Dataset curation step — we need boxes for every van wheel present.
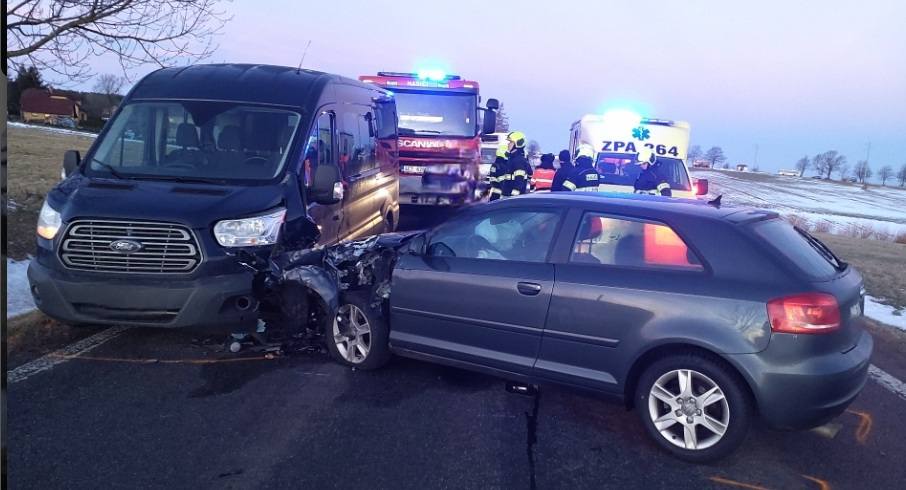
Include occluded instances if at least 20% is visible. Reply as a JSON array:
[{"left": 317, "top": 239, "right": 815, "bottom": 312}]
[
  {"left": 326, "top": 291, "right": 391, "bottom": 370},
  {"left": 635, "top": 353, "right": 752, "bottom": 463},
  {"left": 382, "top": 212, "right": 395, "bottom": 233}
]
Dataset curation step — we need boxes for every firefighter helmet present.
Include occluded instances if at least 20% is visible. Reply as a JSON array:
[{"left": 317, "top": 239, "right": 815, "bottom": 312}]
[
  {"left": 576, "top": 144, "right": 595, "bottom": 160},
  {"left": 496, "top": 143, "right": 508, "bottom": 159},
  {"left": 507, "top": 131, "right": 527, "bottom": 149},
  {"left": 637, "top": 147, "right": 656, "bottom": 165}
]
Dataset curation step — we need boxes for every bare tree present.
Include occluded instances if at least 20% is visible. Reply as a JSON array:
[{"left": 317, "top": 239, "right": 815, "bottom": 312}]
[
  {"left": 898, "top": 163, "right": 906, "bottom": 187},
  {"left": 94, "top": 73, "right": 125, "bottom": 106},
  {"left": 6, "top": 1, "right": 230, "bottom": 81},
  {"left": 526, "top": 140, "right": 541, "bottom": 157},
  {"left": 795, "top": 155, "right": 810, "bottom": 177},
  {"left": 878, "top": 165, "right": 893, "bottom": 186},
  {"left": 494, "top": 103, "right": 510, "bottom": 133},
  {"left": 687, "top": 145, "right": 702, "bottom": 164},
  {"left": 704, "top": 146, "right": 726, "bottom": 168},
  {"left": 837, "top": 162, "right": 850, "bottom": 180},
  {"left": 813, "top": 150, "right": 844, "bottom": 179},
  {"left": 853, "top": 160, "right": 872, "bottom": 184}
]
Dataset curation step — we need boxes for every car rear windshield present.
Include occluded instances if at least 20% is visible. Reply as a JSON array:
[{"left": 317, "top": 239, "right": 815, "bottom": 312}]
[{"left": 750, "top": 219, "right": 844, "bottom": 279}]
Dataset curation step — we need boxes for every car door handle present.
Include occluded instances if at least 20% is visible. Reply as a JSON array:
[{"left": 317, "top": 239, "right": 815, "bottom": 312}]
[{"left": 517, "top": 282, "right": 543, "bottom": 296}]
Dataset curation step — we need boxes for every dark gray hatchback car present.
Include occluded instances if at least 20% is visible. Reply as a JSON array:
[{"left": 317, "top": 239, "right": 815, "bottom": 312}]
[{"left": 327, "top": 192, "right": 873, "bottom": 462}]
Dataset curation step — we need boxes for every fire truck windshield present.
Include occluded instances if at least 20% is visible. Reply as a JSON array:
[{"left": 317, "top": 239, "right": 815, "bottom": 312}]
[{"left": 394, "top": 91, "right": 477, "bottom": 137}]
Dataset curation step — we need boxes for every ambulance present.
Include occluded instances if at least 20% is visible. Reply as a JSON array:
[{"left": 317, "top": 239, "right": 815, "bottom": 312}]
[{"left": 568, "top": 112, "right": 709, "bottom": 198}]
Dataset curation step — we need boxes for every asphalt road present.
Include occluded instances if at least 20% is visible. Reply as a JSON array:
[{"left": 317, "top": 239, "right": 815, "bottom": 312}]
[{"left": 7, "top": 207, "right": 906, "bottom": 489}]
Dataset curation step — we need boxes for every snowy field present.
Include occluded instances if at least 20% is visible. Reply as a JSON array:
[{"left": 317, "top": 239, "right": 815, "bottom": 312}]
[
  {"left": 6, "top": 259, "right": 36, "bottom": 319},
  {"left": 8, "top": 121, "right": 98, "bottom": 139},
  {"left": 694, "top": 169, "right": 906, "bottom": 238}
]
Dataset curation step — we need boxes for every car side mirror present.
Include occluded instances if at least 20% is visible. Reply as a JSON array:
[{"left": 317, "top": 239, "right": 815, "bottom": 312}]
[
  {"left": 481, "top": 109, "right": 497, "bottom": 135},
  {"left": 63, "top": 150, "right": 81, "bottom": 178},
  {"left": 407, "top": 233, "right": 427, "bottom": 256},
  {"left": 695, "top": 178, "right": 709, "bottom": 196},
  {"left": 310, "top": 164, "right": 343, "bottom": 205},
  {"left": 486, "top": 98, "right": 500, "bottom": 111}
]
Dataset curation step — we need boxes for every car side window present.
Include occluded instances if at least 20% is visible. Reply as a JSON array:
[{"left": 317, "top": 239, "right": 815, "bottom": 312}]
[
  {"left": 571, "top": 213, "right": 703, "bottom": 271},
  {"left": 427, "top": 209, "right": 561, "bottom": 263}
]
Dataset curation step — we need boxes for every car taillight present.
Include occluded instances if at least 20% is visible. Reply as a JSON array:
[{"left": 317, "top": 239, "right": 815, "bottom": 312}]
[{"left": 767, "top": 293, "right": 841, "bottom": 334}]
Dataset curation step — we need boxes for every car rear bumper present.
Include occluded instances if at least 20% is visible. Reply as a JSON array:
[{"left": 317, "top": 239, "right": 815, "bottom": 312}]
[
  {"left": 729, "top": 328, "right": 873, "bottom": 430},
  {"left": 27, "top": 259, "right": 258, "bottom": 331}
]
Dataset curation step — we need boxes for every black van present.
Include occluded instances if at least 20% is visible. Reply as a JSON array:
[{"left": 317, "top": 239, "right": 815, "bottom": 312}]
[{"left": 27, "top": 64, "right": 399, "bottom": 331}]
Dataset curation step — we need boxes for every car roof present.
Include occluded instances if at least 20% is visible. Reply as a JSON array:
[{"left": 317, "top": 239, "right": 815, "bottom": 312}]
[
  {"left": 507, "top": 192, "right": 778, "bottom": 224},
  {"left": 128, "top": 63, "right": 381, "bottom": 109}
]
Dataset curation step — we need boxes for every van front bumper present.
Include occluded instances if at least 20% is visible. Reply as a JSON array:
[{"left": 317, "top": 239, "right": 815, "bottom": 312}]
[{"left": 27, "top": 259, "right": 258, "bottom": 331}]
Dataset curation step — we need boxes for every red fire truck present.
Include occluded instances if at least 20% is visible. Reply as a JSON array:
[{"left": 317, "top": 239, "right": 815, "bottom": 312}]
[{"left": 360, "top": 71, "right": 498, "bottom": 206}]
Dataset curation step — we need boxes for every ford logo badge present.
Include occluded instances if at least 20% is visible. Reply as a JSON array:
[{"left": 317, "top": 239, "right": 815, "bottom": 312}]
[{"left": 109, "top": 239, "right": 143, "bottom": 253}]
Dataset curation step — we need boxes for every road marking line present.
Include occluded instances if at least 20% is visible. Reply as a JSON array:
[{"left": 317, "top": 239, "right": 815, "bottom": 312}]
[
  {"left": 7, "top": 327, "right": 128, "bottom": 384},
  {"left": 708, "top": 476, "right": 769, "bottom": 490},
  {"left": 868, "top": 364, "right": 906, "bottom": 402}
]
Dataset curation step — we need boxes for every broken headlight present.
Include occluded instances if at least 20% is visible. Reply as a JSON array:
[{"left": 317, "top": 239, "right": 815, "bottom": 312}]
[{"left": 214, "top": 208, "right": 286, "bottom": 247}]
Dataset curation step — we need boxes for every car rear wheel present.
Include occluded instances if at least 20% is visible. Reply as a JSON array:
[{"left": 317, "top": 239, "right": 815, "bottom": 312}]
[
  {"left": 635, "top": 353, "right": 752, "bottom": 462},
  {"left": 326, "top": 291, "right": 391, "bottom": 370}
]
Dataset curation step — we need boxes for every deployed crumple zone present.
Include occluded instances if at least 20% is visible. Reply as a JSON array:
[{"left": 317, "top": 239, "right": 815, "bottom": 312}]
[{"left": 233, "top": 232, "right": 416, "bottom": 348}]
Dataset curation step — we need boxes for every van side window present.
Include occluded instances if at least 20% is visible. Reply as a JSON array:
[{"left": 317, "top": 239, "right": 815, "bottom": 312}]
[
  {"left": 339, "top": 109, "right": 376, "bottom": 179},
  {"left": 303, "top": 111, "right": 334, "bottom": 186},
  {"left": 374, "top": 99, "right": 397, "bottom": 139},
  {"left": 571, "top": 213, "right": 703, "bottom": 271}
]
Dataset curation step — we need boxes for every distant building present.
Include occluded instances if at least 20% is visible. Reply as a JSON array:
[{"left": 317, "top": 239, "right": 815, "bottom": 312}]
[
  {"left": 736, "top": 164, "right": 749, "bottom": 172},
  {"left": 777, "top": 169, "right": 800, "bottom": 177},
  {"left": 20, "top": 88, "right": 83, "bottom": 125}
]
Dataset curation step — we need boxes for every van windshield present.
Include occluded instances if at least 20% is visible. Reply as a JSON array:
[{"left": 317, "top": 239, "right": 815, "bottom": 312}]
[
  {"left": 595, "top": 154, "right": 691, "bottom": 191},
  {"left": 86, "top": 101, "right": 301, "bottom": 183}
]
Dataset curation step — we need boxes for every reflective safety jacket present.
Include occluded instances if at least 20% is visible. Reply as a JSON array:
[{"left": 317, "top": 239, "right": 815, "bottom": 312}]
[
  {"left": 532, "top": 168, "right": 556, "bottom": 191},
  {"left": 634, "top": 165, "right": 672, "bottom": 197},
  {"left": 563, "top": 158, "right": 600, "bottom": 191},
  {"left": 506, "top": 149, "right": 533, "bottom": 197},
  {"left": 488, "top": 156, "right": 508, "bottom": 201}
]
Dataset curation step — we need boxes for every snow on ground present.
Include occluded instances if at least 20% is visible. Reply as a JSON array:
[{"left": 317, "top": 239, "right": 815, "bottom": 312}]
[
  {"left": 8, "top": 121, "right": 98, "bottom": 139},
  {"left": 865, "top": 295, "right": 906, "bottom": 331},
  {"left": 7, "top": 258, "right": 36, "bottom": 319},
  {"left": 694, "top": 169, "right": 906, "bottom": 237}
]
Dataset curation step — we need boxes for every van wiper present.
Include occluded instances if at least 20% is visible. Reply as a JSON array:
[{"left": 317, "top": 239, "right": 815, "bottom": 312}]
[
  {"left": 129, "top": 175, "right": 228, "bottom": 185},
  {"left": 91, "top": 160, "right": 125, "bottom": 179}
]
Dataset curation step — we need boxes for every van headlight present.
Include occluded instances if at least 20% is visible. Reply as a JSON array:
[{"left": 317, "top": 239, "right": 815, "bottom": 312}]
[
  {"left": 37, "top": 200, "right": 62, "bottom": 240},
  {"left": 214, "top": 208, "right": 286, "bottom": 247}
]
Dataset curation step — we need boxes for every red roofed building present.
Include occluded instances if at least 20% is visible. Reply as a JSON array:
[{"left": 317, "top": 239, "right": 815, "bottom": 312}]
[{"left": 20, "top": 88, "right": 84, "bottom": 125}]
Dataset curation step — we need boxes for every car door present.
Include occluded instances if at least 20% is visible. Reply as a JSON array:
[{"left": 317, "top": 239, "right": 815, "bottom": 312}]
[
  {"left": 390, "top": 206, "right": 564, "bottom": 375},
  {"left": 538, "top": 209, "right": 706, "bottom": 391},
  {"left": 304, "top": 110, "right": 342, "bottom": 245}
]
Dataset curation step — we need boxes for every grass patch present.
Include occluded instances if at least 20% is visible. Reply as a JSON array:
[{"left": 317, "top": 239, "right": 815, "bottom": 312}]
[
  {"left": 6, "top": 126, "right": 94, "bottom": 259},
  {"left": 815, "top": 232, "right": 906, "bottom": 310}
]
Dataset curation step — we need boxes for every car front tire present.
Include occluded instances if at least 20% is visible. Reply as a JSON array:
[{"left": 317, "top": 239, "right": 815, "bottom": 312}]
[
  {"left": 635, "top": 352, "right": 752, "bottom": 463},
  {"left": 326, "top": 291, "right": 391, "bottom": 370}
]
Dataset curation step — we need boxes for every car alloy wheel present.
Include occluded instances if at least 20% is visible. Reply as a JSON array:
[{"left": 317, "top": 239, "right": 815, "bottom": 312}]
[
  {"left": 333, "top": 303, "right": 372, "bottom": 364},
  {"left": 647, "top": 368, "right": 730, "bottom": 451}
]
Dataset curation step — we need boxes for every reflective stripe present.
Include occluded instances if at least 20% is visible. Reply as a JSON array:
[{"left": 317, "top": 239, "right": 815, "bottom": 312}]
[
  {"left": 490, "top": 188, "right": 503, "bottom": 195},
  {"left": 488, "top": 176, "right": 499, "bottom": 183},
  {"left": 657, "top": 182, "right": 671, "bottom": 192},
  {"left": 511, "top": 190, "right": 521, "bottom": 196},
  {"left": 513, "top": 169, "right": 527, "bottom": 178},
  {"left": 534, "top": 178, "right": 553, "bottom": 184},
  {"left": 563, "top": 181, "right": 577, "bottom": 191}
]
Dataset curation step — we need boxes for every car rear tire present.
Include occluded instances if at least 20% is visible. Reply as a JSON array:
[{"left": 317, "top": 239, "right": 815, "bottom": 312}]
[
  {"left": 635, "top": 353, "right": 752, "bottom": 463},
  {"left": 326, "top": 291, "right": 391, "bottom": 370}
]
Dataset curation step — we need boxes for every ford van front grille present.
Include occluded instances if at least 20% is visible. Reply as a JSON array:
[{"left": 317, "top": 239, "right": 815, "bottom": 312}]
[{"left": 60, "top": 220, "right": 201, "bottom": 274}]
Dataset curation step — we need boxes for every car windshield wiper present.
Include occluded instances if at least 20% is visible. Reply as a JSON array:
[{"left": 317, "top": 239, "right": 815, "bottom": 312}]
[
  {"left": 91, "top": 160, "right": 125, "bottom": 179},
  {"left": 796, "top": 227, "right": 844, "bottom": 269}
]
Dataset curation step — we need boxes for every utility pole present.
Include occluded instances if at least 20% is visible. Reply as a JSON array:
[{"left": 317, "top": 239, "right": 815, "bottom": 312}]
[
  {"left": 753, "top": 144, "right": 759, "bottom": 170},
  {"left": 865, "top": 141, "right": 871, "bottom": 163}
]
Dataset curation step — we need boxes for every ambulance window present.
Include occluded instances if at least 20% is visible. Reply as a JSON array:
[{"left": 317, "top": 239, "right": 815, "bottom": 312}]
[{"left": 571, "top": 213, "right": 703, "bottom": 271}]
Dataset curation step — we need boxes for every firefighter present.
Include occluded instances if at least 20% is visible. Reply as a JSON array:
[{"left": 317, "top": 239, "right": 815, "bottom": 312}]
[
  {"left": 563, "top": 144, "right": 600, "bottom": 191},
  {"left": 633, "top": 147, "right": 672, "bottom": 197},
  {"left": 551, "top": 149, "right": 574, "bottom": 192},
  {"left": 532, "top": 153, "right": 556, "bottom": 191},
  {"left": 505, "top": 131, "right": 533, "bottom": 196},
  {"left": 488, "top": 143, "right": 509, "bottom": 201}
]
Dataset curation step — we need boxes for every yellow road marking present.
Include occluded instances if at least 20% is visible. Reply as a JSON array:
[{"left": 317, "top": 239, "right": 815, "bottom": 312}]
[
  {"left": 846, "top": 409, "right": 873, "bottom": 445},
  {"left": 48, "top": 353, "right": 273, "bottom": 365},
  {"left": 708, "top": 476, "right": 770, "bottom": 490}
]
